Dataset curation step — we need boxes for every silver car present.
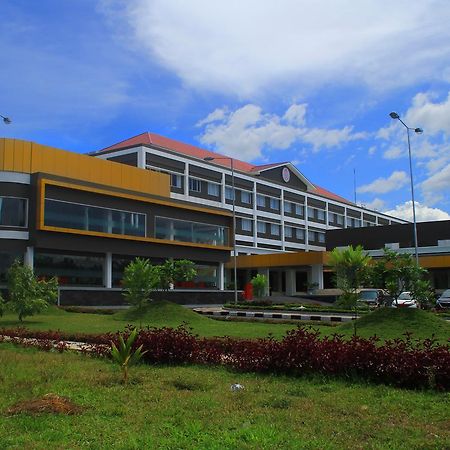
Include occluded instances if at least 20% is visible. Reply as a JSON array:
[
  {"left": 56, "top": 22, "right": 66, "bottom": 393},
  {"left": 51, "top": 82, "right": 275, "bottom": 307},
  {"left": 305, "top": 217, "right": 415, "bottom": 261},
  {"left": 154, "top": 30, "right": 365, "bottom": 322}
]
[{"left": 436, "top": 289, "right": 450, "bottom": 309}]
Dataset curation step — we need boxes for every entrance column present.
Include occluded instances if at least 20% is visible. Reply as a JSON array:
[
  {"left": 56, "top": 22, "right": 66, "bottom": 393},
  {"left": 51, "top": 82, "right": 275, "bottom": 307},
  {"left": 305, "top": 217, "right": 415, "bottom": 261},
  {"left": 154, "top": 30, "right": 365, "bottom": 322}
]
[
  {"left": 104, "top": 252, "right": 112, "bottom": 289},
  {"left": 24, "top": 246, "right": 34, "bottom": 270},
  {"left": 310, "top": 264, "right": 324, "bottom": 289},
  {"left": 285, "top": 269, "right": 296, "bottom": 296},
  {"left": 218, "top": 262, "right": 225, "bottom": 290}
]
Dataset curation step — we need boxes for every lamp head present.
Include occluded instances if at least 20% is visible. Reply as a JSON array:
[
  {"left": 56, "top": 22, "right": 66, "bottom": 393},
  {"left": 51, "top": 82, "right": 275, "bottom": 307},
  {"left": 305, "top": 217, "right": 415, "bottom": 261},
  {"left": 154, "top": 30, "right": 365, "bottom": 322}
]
[
  {"left": 204, "top": 156, "right": 215, "bottom": 161},
  {"left": 414, "top": 127, "right": 423, "bottom": 134},
  {"left": 389, "top": 112, "right": 400, "bottom": 120}
]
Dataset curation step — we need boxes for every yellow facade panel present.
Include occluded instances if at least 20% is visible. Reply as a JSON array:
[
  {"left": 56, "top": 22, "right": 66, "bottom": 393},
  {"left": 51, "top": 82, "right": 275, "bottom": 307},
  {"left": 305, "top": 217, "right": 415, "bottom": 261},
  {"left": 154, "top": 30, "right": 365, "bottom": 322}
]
[{"left": 0, "top": 138, "right": 170, "bottom": 198}]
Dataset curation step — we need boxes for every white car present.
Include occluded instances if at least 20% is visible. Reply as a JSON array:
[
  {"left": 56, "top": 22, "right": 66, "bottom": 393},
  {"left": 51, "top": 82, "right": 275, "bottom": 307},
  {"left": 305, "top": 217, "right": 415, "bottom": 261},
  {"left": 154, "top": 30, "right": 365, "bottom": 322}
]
[{"left": 392, "top": 291, "right": 419, "bottom": 309}]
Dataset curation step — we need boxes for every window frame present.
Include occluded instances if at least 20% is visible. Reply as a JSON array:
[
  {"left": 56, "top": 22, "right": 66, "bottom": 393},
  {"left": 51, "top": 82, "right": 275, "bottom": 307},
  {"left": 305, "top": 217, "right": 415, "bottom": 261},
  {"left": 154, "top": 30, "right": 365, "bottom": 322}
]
[{"left": 0, "top": 196, "right": 28, "bottom": 228}]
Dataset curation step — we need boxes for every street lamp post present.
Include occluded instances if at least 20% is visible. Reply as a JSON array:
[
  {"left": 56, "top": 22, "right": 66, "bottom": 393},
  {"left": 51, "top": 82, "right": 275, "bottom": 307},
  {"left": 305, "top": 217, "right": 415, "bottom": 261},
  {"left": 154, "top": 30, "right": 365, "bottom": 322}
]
[
  {"left": 389, "top": 112, "right": 423, "bottom": 266},
  {"left": 204, "top": 156, "right": 238, "bottom": 304},
  {"left": 1, "top": 114, "right": 12, "bottom": 125}
]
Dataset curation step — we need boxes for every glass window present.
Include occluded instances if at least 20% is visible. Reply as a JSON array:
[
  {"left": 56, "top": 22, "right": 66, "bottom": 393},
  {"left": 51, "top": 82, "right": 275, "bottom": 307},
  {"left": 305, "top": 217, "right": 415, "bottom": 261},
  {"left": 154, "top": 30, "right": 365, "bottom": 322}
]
[
  {"left": 0, "top": 197, "right": 27, "bottom": 227},
  {"left": 241, "top": 218, "right": 252, "bottom": 231},
  {"left": 307, "top": 207, "right": 315, "bottom": 219},
  {"left": 337, "top": 214, "right": 344, "bottom": 225},
  {"left": 257, "top": 221, "right": 266, "bottom": 233},
  {"left": 296, "top": 228, "right": 305, "bottom": 240},
  {"left": 207, "top": 182, "right": 220, "bottom": 197},
  {"left": 284, "top": 226, "right": 292, "bottom": 238},
  {"left": 155, "top": 217, "right": 228, "bottom": 246},
  {"left": 44, "top": 199, "right": 146, "bottom": 237},
  {"left": 270, "top": 197, "right": 280, "bottom": 210},
  {"left": 256, "top": 194, "right": 265, "bottom": 207},
  {"left": 308, "top": 230, "right": 315, "bottom": 242},
  {"left": 318, "top": 232, "right": 325, "bottom": 243},
  {"left": 295, "top": 203, "right": 304, "bottom": 216},
  {"left": 317, "top": 209, "right": 325, "bottom": 221},
  {"left": 241, "top": 191, "right": 251, "bottom": 204},
  {"left": 284, "top": 201, "right": 292, "bottom": 213},
  {"left": 0, "top": 251, "right": 21, "bottom": 283},
  {"left": 270, "top": 223, "right": 280, "bottom": 236},
  {"left": 189, "top": 178, "right": 202, "bottom": 192},
  {"left": 171, "top": 174, "right": 182, "bottom": 188},
  {"left": 175, "top": 265, "right": 218, "bottom": 289},
  {"left": 34, "top": 252, "right": 104, "bottom": 286},
  {"left": 225, "top": 186, "right": 235, "bottom": 200}
]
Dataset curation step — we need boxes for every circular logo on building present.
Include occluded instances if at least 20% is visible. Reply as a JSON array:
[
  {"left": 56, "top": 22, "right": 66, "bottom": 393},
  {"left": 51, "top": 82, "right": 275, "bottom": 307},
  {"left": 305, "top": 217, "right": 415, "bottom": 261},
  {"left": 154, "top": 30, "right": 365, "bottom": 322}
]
[{"left": 282, "top": 167, "right": 290, "bottom": 183}]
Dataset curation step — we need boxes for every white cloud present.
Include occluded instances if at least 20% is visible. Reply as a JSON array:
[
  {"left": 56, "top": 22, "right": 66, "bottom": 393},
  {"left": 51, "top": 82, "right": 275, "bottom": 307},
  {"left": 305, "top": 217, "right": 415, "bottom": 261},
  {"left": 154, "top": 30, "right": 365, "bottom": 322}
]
[
  {"left": 197, "top": 103, "right": 366, "bottom": 160},
  {"left": 195, "top": 108, "right": 229, "bottom": 127},
  {"left": 405, "top": 92, "right": 450, "bottom": 136},
  {"left": 283, "top": 104, "right": 307, "bottom": 126},
  {"left": 363, "top": 198, "right": 385, "bottom": 211},
  {"left": 368, "top": 146, "right": 376, "bottom": 156},
  {"left": 383, "top": 145, "right": 404, "bottom": 160},
  {"left": 115, "top": 0, "right": 450, "bottom": 96},
  {"left": 357, "top": 171, "right": 408, "bottom": 194},
  {"left": 420, "top": 163, "right": 450, "bottom": 204},
  {"left": 384, "top": 201, "right": 450, "bottom": 222},
  {"left": 302, "top": 127, "right": 367, "bottom": 151}
]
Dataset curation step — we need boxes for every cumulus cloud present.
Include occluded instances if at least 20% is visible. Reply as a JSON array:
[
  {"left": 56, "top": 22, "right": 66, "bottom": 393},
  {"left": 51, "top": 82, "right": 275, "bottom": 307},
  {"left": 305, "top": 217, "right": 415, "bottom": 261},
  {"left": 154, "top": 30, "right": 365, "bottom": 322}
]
[
  {"left": 111, "top": 0, "right": 450, "bottom": 97},
  {"left": 197, "top": 103, "right": 366, "bottom": 160},
  {"left": 357, "top": 171, "right": 409, "bottom": 194},
  {"left": 363, "top": 198, "right": 386, "bottom": 211},
  {"left": 384, "top": 201, "right": 450, "bottom": 222},
  {"left": 405, "top": 92, "right": 450, "bottom": 136},
  {"left": 420, "top": 163, "right": 450, "bottom": 204}
]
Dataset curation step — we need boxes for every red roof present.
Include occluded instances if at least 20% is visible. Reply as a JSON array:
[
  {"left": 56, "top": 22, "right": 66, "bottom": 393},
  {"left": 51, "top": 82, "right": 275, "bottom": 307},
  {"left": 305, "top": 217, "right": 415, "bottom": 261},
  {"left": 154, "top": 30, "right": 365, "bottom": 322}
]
[{"left": 95, "top": 132, "right": 352, "bottom": 204}]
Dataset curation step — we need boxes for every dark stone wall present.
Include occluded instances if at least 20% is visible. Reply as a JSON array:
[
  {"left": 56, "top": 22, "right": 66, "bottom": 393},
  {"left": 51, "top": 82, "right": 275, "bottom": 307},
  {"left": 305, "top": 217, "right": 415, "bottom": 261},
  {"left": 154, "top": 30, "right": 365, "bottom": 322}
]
[{"left": 59, "top": 289, "right": 243, "bottom": 306}]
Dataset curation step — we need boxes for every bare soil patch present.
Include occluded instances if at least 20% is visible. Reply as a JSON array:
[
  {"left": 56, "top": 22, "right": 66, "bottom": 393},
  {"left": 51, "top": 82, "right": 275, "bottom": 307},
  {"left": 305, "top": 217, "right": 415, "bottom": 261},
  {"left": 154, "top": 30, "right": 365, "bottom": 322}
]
[{"left": 6, "top": 393, "right": 84, "bottom": 415}]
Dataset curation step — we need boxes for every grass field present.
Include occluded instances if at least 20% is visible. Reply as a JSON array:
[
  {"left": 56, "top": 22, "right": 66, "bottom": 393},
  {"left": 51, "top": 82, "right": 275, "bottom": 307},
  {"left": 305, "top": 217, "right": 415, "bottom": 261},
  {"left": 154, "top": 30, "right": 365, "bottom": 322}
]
[
  {"left": 0, "top": 344, "right": 448, "bottom": 450},
  {"left": 1, "top": 301, "right": 449, "bottom": 343},
  {"left": 0, "top": 302, "right": 297, "bottom": 339}
]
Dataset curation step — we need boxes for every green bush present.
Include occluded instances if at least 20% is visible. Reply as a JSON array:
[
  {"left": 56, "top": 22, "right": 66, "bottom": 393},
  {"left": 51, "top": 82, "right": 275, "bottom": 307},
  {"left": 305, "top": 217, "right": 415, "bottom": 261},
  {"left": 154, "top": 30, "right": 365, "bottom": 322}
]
[{"left": 251, "top": 274, "right": 268, "bottom": 298}]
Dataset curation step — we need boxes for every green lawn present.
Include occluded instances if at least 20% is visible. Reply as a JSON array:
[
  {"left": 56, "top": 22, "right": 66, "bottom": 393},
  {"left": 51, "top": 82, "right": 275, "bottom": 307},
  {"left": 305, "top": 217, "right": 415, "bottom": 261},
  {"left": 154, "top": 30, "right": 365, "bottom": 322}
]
[
  {"left": 0, "top": 302, "right": 298, "bottom": 339},
  {"left": 1, "top": 301, "right": 449, "bottom": 343},
  {"left": 0, "top": 344, "right": 448, "bottom": 450}
]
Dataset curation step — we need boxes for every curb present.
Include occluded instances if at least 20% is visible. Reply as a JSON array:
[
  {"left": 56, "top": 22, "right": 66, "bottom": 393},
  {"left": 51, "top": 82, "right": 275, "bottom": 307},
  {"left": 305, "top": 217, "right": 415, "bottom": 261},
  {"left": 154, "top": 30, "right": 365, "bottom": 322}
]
[{"left": 193, "top": 309, "right": 355, "bottom": 322}]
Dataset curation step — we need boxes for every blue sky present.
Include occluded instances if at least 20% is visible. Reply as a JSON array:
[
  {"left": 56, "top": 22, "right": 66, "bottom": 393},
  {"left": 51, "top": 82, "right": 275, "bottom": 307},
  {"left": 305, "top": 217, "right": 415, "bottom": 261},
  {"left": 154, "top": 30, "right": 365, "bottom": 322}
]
[{"left": 2, "top": 0, "right": 450, "bottom": 221}]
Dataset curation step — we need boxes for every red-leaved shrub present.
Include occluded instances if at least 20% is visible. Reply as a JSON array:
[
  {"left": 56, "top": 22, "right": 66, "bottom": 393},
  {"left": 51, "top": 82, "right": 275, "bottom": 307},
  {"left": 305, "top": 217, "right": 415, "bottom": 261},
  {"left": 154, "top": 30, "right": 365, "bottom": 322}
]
[{"left": 1, "top": 325, "right": 448, "bottom": 390}]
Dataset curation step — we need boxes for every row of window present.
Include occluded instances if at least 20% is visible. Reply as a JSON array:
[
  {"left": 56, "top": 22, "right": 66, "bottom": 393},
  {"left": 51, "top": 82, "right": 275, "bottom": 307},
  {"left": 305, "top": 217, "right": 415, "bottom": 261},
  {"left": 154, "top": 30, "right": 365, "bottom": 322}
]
[
  {"left": 44, "top": 198, "right": 228, "bottom": 246},
  {"left": 155, "top": 217, "right": 228, "bottom": 246},
  {"left": 184, "top": 178, "right": 380, "bottom": 228},
  {"left": 44, "top": 199, "right": 146, "bottom": 237},
  {"left": 239, "top": 217, "right": 328, "bottom": 244}
]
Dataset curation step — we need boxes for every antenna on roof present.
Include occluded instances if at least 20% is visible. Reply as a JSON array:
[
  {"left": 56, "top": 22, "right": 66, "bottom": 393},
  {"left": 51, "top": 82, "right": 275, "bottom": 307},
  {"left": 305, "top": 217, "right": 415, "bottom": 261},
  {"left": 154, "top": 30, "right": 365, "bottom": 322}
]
[{"left": 353, "top": 168, "right": 357, "bottom": 204}]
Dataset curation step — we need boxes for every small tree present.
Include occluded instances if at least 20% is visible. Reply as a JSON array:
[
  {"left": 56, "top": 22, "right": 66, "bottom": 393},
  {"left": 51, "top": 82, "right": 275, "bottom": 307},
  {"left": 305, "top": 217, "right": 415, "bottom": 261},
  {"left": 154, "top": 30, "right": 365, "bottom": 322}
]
[
  {"left": 370, "top": 248, "right": 433, "bottom": 307},
  {"left": 122, "top": 258, "right": 160, "bottom": 312},
  {"left": 6, "top": 260, "right": 58, "bottom": 321},
  {"left": 157, "top": 259, "right": 197, "bottom": 290},
  {"left": 251, "top": 274, "right": 268, "bottom": 298},
  {"left": 328, "top": 245, "right": 371, "bottom": 335}
]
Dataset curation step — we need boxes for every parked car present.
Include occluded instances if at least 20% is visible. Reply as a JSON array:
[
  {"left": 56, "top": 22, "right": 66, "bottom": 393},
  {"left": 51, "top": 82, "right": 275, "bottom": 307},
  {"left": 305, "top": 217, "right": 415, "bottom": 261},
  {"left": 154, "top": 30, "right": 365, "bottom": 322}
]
[
  {"left": 436, "top": 289, "right": 450, "bottom": 309},
  {"left": 392, "top": 291, "right": 419, "bottom": 308},
  {"left": 357, "top": 289, "right": 386, "bottom": 306}
]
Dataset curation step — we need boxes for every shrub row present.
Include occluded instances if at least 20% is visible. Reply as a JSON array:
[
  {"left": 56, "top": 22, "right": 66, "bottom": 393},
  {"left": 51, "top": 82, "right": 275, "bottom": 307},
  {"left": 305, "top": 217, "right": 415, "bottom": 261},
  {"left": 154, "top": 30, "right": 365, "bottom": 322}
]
[{"left": 1, "top": 326, "right": 448, "bottom": 390}]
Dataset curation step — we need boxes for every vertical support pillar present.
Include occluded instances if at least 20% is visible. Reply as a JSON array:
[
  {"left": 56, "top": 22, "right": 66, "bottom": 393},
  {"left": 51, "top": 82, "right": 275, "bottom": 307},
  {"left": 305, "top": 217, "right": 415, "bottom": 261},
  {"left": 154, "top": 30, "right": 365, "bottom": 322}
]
[
  {"left": 310, "top": 264, "right": 324, "bottom": 289},
  {"left": 218, "top": 262, "right": 225, "bottom": 291},
  {"left": 258, "top": 268, "right": 270, "bottom": 296},
  {"left": 285, "top": 269, "right": 296, "bottom": 296},
  {"left": 24, "top": 246, "right": 34, "bottom": 270},
  {"left": 137, "top": 147, "right": 146, "bottom": 169},
  {"left": 104, "top": 252, "right": 112, "bottom": 289}
]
